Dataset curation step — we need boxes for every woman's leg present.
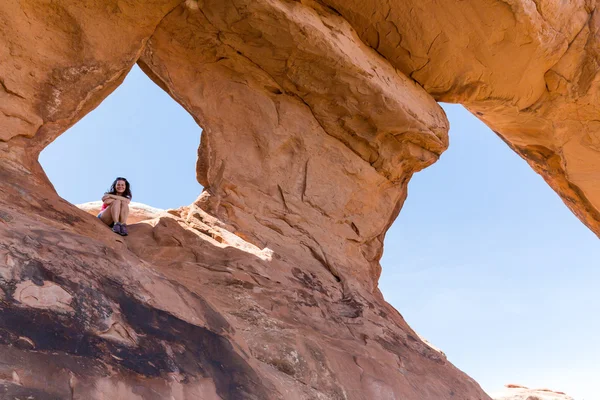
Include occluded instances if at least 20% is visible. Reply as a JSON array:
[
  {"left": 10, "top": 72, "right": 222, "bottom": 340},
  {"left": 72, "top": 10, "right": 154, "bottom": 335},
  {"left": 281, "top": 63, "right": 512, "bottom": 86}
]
[
  {"left": 99, "top": 203, "right": 116, "bottom": 226},
  {"left": 119, "top": 200, "right": 129, "bottom": 224},
  {"left": 110, "top": 201, "right": 121, "bottom": 224}
]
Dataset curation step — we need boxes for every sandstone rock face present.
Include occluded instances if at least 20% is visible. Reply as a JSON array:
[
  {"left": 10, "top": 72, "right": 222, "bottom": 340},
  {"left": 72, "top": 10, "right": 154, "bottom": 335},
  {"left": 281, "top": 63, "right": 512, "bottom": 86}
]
[
  {"left": 0, "top": 191, "right": 491, "bottom": 400},
  {"left": 492, "top": 385, "right": 574, "bottom": 400},
  {"left": 139, "top": 0, "right": 448, "bottom": 293},
  {"left": 0, "top": 1, "right": 487, "bottom": 399},
  {"left": 0, "top": 0, "right": 182, "bottom": 145},
  {"left": 320, "top": 0, "right": 600, "bottom": 236},
  {"left": 0, "top": 0, "right": 597, "bottom": 399}
]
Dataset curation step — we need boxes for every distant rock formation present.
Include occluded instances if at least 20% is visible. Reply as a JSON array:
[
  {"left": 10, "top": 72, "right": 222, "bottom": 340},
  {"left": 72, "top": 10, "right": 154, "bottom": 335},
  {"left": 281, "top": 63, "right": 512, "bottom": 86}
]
[
  {"left": 77, "top": 201, "right": 164, "bottom": 224},
  {"left": 1, "top": 0, "right": 598, "bottom": 399},
  {"left": 492, "top": 384, "right": 574, "bottom": 400}
]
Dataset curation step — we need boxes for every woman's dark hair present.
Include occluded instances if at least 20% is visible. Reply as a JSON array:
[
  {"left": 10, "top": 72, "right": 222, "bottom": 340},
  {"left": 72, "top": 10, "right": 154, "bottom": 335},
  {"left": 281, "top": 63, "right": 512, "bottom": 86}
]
[{"left": 107, "top": 177, "right": 132, "bottom": 199}]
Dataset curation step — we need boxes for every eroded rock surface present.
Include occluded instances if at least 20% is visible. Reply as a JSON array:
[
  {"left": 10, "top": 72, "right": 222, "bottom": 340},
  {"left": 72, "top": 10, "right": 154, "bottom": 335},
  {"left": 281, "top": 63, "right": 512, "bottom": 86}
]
[
  {"left": 0, "top": 192, "right": 491, "bottom": 399},
  {"left": 0, "top": 0, "right": 183, "bottom": 144},
  {"left": 0, "top": 0, "right": 597, "bottom": 399},
  {"left": 492, "top": 384, "right": 574, "bottom": 400},
  {"left": 0, "top": 1, "right": 487, "bottom": 399},
  {"left": 139, "top": 0, "right": 448, "bottom": 293},
  {"left": 320, "top": 0, "right": 600, "bottom": 236}
]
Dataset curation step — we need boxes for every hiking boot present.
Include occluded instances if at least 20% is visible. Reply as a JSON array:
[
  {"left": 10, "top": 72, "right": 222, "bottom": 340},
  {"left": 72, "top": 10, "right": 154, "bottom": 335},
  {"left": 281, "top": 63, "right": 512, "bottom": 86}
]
[
  {"left": 120, "top": 223, "right": 128, "bottom": 236},
  {"left": 112, "top": 222, "right": 122, "bottom": 235}
]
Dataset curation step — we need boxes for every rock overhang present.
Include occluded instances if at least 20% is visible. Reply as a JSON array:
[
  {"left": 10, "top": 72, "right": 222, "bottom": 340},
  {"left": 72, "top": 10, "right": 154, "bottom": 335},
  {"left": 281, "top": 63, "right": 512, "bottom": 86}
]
[{"left": 0, "top": 0, "right": 594, "bottom": 399}]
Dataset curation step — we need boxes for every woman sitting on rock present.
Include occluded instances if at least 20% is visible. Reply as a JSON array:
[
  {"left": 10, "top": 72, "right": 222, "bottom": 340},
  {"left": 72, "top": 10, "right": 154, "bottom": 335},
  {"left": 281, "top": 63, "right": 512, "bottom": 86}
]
[{"left": 98, "top": 177, "right": 132, "bottom": 236}]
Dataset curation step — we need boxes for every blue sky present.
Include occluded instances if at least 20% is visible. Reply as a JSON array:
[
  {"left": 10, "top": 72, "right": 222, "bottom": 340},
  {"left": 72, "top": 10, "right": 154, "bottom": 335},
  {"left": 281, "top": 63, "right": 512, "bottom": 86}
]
[{"left": 40, "top": 65, "right": 599, "bottom": 399}]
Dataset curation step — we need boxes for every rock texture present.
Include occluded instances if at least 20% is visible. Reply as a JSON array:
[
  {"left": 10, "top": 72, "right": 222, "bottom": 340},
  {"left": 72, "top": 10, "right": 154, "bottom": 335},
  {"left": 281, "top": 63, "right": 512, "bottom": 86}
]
[
  {"left": 0, "top": 0, "right": 598, "bottom": 399},
  {"left": 0, "top": 1, "right": 484, "bottom": 399},
  {"left": 0, "top": 0, "right": 183, "bottom": 145},
  {"left": 0, "top": 191, "right": 491, "bottom": 399},
  {"left": 138, "top": 0, "right": 448, "bottom": 293},
  {"left": 320, "top": 0, "right": 600, "bottom": 236},
  {"left": 492, "top": 384, "right": 574, "bottom": 400}
]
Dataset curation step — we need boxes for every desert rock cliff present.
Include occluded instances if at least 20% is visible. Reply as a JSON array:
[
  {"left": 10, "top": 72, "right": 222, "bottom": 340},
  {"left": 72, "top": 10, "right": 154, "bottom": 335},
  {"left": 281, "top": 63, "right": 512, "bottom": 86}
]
[{"left": 0, "top": 0, "right": 594, "bottom": 399}]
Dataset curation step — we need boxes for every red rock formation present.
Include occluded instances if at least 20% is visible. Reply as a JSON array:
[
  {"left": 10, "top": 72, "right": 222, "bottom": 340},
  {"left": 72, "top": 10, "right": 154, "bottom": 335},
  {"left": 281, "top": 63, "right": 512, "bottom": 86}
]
[
  {"left": 319, "top": 0, "right": 600, "bottom": 236},
  {"left": 138, "top": 0, "right": 449, "bottom": 293},
  {"left": 0, "top": 0, "right": 597, "bottom": 399},
  {"left": 0, "top": 0, "right": 182, "bottom": 145},
  {"left": 0, "top": 1, "right": 486, "bottom": 399}
]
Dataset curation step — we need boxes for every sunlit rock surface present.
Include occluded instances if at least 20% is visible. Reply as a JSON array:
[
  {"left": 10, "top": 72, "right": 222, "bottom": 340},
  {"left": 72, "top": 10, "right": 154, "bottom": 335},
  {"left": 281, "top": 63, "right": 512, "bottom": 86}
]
[
  {"left": 320, "top": 0, "right": 600, "bottom": 236},
  {"left": 1, "top": 0, "right": 598, "bottom": 399},
  {"left": 492, "top": 384, "right": 575, "bottom": 400}
]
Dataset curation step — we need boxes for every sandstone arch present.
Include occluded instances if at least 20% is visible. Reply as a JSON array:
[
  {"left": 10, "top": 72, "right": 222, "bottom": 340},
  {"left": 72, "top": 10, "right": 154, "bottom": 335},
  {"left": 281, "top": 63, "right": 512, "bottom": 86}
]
[
  {"left": 319, "top": 0, "right": 600, "bottom": 236},
  {"left": 0, "top": 0, "right": 596, "bottom": 399}
]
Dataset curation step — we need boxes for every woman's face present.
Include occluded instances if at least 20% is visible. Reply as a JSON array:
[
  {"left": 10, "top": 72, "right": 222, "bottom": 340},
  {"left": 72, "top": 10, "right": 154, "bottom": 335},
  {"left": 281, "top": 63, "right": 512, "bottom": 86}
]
[{"left": 115, "top": 180, "right": 126, "bottom": 194}]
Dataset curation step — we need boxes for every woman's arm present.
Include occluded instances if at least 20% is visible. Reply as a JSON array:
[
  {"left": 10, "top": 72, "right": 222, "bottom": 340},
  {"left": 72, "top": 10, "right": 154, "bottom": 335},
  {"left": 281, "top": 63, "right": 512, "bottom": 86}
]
[
  {"left": 104, "top": 194, "right": 126, "bottom": 200},
  {"left": 103, "top": 194, "right": 131, "bottom": 204},
  {"left": 101, "top": 194, "right": 115, "bottom": 204}
]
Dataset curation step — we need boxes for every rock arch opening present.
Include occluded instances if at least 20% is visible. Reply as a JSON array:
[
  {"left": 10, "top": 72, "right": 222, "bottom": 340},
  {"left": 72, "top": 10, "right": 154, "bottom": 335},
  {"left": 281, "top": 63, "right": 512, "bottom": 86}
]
[
  {"left": 380, "top": 104, "right": 600, "bottom": 398},
  {"left": 39, "top": 64, "right": 203, "bottom": 211}
]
